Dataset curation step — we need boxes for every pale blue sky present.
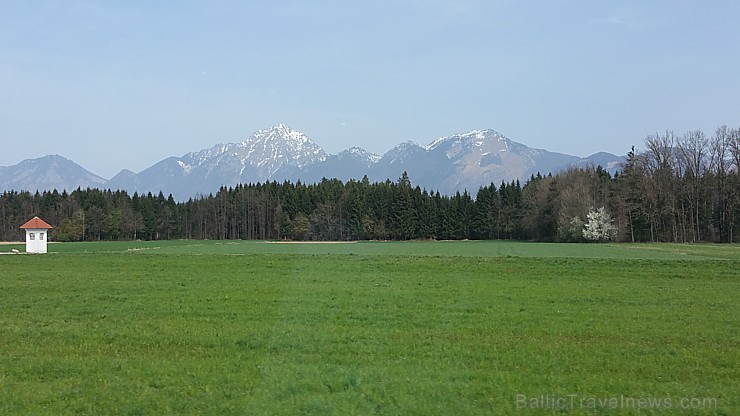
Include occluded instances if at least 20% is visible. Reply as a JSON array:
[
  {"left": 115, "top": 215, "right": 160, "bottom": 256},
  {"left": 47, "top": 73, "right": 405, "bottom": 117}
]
[{"left": 1, "top": 1, "right": 738, "bottom": 178}]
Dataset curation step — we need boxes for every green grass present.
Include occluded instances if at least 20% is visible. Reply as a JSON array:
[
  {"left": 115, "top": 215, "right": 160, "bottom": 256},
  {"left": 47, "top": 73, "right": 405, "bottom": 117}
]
[
  {"left": 4, "top": 239, "right": 737, "bottom": 260},
  {"left": 0, "top": 241, "right": 737, "bottom": 415}
]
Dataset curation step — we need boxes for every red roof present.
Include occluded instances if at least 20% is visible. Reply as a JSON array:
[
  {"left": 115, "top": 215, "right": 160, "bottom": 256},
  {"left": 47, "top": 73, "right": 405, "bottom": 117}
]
[{"left": 20, "top": 216, "right": 53, "bottom": 229}]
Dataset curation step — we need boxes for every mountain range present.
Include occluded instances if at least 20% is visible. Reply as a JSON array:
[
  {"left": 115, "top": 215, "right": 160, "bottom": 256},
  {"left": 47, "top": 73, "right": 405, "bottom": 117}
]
[{"left": 1, "top": 124, "right": 624, "bottom": 200}]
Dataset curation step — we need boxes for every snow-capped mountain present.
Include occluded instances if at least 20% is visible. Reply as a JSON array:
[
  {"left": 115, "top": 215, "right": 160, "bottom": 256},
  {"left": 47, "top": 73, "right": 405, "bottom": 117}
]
[
  {"left": 379, "top": 141, "right": 428, "bottom": 166},
  {"left": 1, "top": 124, "right": 625, "bottom": 199},
  {"left": 182, "top": 123, "right": 327, "bottom": 178},
  {"left": 107, "top": 124, "right": 328, "bottom": 197},
  {"left": 342, "top": 147, "right": 381, "bottom": 164},
  {"left": 418, "top": 129, "right": 579, "bottom": 192},
  {"left": 292, "top": 128, "right": 620, "bottom": 196}
]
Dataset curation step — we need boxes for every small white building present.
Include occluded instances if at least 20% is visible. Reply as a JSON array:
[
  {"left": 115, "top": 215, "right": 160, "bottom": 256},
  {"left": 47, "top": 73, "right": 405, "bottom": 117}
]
[{"left": 20, "top": 216, "right": 53, "bottom": 254}]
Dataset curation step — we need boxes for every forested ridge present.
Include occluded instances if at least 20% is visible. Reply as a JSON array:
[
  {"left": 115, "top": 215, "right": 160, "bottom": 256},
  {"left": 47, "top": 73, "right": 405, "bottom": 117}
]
[{"left": 2, "top": 126, "right": 738, "bottom": 243}]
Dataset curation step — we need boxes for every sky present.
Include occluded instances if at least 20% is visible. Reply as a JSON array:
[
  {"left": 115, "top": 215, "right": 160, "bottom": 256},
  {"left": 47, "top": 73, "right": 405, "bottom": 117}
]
[{"left": 1, "top": 1, "right": 738, "bottom": 179}]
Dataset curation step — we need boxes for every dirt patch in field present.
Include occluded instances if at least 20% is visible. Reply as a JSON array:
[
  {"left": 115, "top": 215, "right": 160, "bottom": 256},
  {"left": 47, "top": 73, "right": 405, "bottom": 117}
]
[{"left": 267, "top": 241, "right": 357, "bottom": 244}]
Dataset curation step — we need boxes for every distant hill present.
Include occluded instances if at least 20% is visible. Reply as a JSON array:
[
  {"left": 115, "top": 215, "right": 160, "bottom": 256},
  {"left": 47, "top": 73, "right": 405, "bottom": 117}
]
[{"left": 0, "top": 155, "right": 106, "bottom": 193}]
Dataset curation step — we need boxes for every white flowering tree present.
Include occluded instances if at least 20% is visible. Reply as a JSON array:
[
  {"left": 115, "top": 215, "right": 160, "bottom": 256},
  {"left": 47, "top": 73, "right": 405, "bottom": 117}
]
[{"left": 583, "top": 207, "right": 617, "bottom": 242}]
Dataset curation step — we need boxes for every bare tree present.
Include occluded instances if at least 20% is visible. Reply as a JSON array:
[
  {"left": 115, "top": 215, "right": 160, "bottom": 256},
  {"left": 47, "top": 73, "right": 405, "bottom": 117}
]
[
  {"left": 556, "top": 168, "right": 595, "bottom": 241},
  {"left": 730, "top": 127, "right": 740, "bottom": 242},
  {"left": 676, "top": 130, "right": 709, "bottom": 241},
  {"left": 708, "top": 126, "right": 740, "bottom": 242},
  {"left": 644, "top": 131, "right": 679, "bottom": 241},
  {"left": 729, "top": 126, "right": 740, "bottom": 172}
]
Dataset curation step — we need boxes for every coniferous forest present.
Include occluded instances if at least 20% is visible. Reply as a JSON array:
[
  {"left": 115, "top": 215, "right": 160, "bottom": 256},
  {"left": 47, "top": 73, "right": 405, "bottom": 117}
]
[{"left": 1, "top": 126, "right": 738, "bottom": 243}]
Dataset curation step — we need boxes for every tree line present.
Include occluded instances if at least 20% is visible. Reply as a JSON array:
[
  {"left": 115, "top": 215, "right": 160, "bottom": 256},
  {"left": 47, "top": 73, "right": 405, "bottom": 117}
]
[{"left": 1, "top": 126, "right": 737, "bottom": 243}]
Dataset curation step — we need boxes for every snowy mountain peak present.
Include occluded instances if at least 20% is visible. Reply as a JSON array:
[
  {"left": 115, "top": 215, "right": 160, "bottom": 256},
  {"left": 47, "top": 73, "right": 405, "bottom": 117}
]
[
  {"left": 340, "top": 146, "right": 381, "bottom": 163},
  {"left": 242, "top": 124, "right": 327, "bottom": 165},
  {"left": 169, "top": 124, "right": 329, "bottom": 188},
  {"left": 248, "top": 124, "right": 312, "bottom": 146},
  {"left": 427, "top": 129, "right": 508, "bottom": 151},
  {"left": 384, "top": 141, "right": 425, "bottom": 157},
  {"left": 393, "top": 140, "right": 425, "bottom": 150},
  {"left": 381, "top": 141, "right": 426, "bottom": 165}
]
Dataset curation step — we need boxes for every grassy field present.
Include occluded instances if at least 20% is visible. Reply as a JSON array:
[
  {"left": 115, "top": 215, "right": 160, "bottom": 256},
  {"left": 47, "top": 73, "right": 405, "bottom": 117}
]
[{"left": 0, "top": 241, "right": 737, "bottom": 415}]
